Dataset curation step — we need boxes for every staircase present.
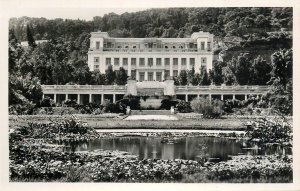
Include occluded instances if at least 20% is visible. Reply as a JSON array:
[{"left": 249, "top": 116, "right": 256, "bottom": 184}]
[{"left": 130, "top": 110, "right": 171, "bottom": 115}]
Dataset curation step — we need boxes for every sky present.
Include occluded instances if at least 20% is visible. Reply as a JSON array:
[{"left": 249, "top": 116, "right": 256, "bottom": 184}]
[
  {"left": 2, "top": 0, "right": 297, "bottom": 21},
  {"left": 7, "top": 7, "right": 147, "bottom": 21}
]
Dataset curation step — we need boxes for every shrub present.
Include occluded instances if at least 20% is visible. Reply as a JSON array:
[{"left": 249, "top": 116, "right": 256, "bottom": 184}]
[
  {"left": 161, "top": 99, "right": 179, "bottom": 110},
  {"left": 39, "top": 97, "right": 56, "bottom": 107},
  {"left": 64, "top": 99, "right": 78, "bottom": 107},
  {"left": 245, "top": 116, "right": 292, "bottom": 145},
  {"left": 190, "top": 97, "right": 223, "bottom": 118},
  {"left": 117, "top": 96, "right": 140, "bottom": 110},
  {"left": 176, "top": 100, "right": 192, "bottom": 113},
  {"left": 223, "top": 99, "right": 244, "bottom": 113}
]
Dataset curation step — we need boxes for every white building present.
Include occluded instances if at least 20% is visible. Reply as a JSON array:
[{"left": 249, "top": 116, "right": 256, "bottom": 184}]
[{"left": 88, "top": 31, "right": 213, "bottom": 82}]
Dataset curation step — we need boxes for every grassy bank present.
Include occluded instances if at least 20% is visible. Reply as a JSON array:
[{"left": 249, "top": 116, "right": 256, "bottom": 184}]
[{"left": 9, "top": 114, "right": 248, "bottom": 130}]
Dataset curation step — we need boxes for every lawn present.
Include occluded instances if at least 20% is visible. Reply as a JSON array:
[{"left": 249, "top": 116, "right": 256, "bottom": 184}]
[{"left": 9, "top": 114, "right": 248, "bottom": 130}]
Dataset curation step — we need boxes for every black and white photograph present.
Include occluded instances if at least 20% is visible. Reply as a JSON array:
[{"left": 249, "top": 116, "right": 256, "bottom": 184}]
[{"left": 1, "top": 0, "right": 300, "bottom": 190}]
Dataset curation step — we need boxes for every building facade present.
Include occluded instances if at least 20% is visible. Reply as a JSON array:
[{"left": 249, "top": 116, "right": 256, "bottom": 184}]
[{"left": 87, "top": 31, "right": 214, "bottom": 81}]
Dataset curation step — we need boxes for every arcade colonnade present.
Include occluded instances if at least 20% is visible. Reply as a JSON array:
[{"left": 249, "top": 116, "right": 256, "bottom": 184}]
[{"left": 42, "top": 84, "right": 269, "bottom": 105}]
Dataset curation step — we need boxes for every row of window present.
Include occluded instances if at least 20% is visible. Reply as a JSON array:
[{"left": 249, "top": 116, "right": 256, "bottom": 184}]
[
  {"left": 96, "top": 41, "right": 211, "bottom": 50},
  {"left": 94, "top": 57, "right": 207, "bottom": 66},
  {"left": 92, "top": 67, "right": 196, "bottom": 80}
]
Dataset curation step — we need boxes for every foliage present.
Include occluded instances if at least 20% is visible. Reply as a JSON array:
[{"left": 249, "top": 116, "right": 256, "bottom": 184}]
[
  {"left": 26, "top": 25, "right": 36, "bottom": 48},
  {"left": 190, "top": 97, "right": 223, "bottom": 118},
  {"left": 178, "top": 70, "right": 188, "bottom": 85},
  {"left": 223, "top": 99, "right": 244, "bottom": 113},
  {"left": 245, "top": 116, "right": 292, "bottom": 145},
  {"left": 39, "top": 97, "right": 56, "bottom": 107},
  {"left": 209, "top": 61, "right": 225, "bottom": 85},
  {"left": 199, "top": 66, "right": 210, "bottom": 85},
  {"left": 10, "top": 8, "right": 292, "bottom": 41},
  {"left": 234, "top": 54, "right": 252, "bottom": 85},
  {"left": 121, "top": 95, "right": 141, "bottom": 110},
  {"left": 187, "top": 67, "right": 196, "bottom": 85},
  {"left": 268, "top": 49, "right": 293, "bottom": 115},
  {"left": 105, "top": 65, "right": 116, "bottom": 85},
  {"left": 207, "top": 155, "right": 292, "bottom": 182},
  {"left": 176, "top": 100, "right": 192, "bottom": 113},
  {"left": 115, "top": 67, "right": 128, "bottom": 85},
  {"left": 249, "top": 56, "right": 272, "bottom": 85}
]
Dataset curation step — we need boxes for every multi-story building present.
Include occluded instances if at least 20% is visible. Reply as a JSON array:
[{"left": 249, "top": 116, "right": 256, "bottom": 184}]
[{"left": 87, "top": 31, "right": 214, "bottom": 81}]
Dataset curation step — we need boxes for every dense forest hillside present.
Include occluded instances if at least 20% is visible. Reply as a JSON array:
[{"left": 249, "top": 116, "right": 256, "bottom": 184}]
[{"left": 10, "top": 7, "right": 292, "bottom": 40}]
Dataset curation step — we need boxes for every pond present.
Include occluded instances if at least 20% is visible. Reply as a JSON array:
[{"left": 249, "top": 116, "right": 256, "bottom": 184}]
[{"left": 64, "top": 136, "right": 292, "bottom": 161}]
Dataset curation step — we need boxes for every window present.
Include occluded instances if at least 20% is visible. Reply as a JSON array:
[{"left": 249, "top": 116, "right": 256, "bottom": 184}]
[
  {"left": 114, "top": 58, "right": 119, "bottom": 66},
  {"left": 148, "top": 72, "right": 153, "bottom": 81},
  {"left": 181, "top": 58, "right": 186, "bottom": 65},
  {"left": 165, "top": 70, "right": 170, "bottom": 78},
  {"left": 165, "top": 58, "right": 170, "bottom": 66},
  {"left": 165, "top": 45, "right": 168, "bottom": 49},
  {"left": 207, "top": 42, "right": 211, "bottom": 51},
  {"left": 201, "top": 57, "right": 207, "bottom": 64},
  {"left": 173, "top": 58, "right": 178, "bottom": 65},
  {"left": 131, "top": 58, "right": 136, "bottom": 66},
  {"left": 96, "top": 41, "right": 100, "bottom": 49},
  {"left": 139, "top": 58, "right": 145, "bottom": 66},
  {"left": 148, "top": 58, "right": 153, "bottom": 66},
  {"left": 173, "top": 70, "right": 178, "bottom": 77},
  {"left": 123, "top": 58, "right": 128, "bottom": 66},
  {"left": 201, "top": 42, "right": 205, "bottom": 50},
  {"left": 106, "top": 58, "right": 111, "bottom": 65},
  {"left": 95, "top": 65, "right": 99, "bottom": 69},
  {"left": 156, "top": 72, "right": 162, "bottom": 82},
  {"left": 139, "top": 72, "right": 145, "bottom": 81},
  {"left": 131, "top": 70, "right": 136, "bottom": 78},
  {"left": 148, "top": 43, "right": 153, "bottom": 48},
  {"left": 94, "top": 57, "right": 99, "bottom": 63},
  {"left": 190, "top": 58, "right": 195, "bottom": 68},
  {"left": 156, "top": 58, "right": 162, "bottom": 66}
]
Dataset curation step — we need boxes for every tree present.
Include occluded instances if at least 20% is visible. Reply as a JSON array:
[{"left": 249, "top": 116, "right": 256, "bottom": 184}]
[
  {"left": 199, "top": 67, "right": 210, "bottom": 85},
  {"left": 222, "top": 66, "right": 236, "bottom": 85},
  {"left": 91, "top": 70, "right": 105, "bottom": 85},
  {"left": 9, "top": 29, "right": 23, "bottom": 74},
  {"left": 270, "top": 49, "right": 292, "bottom": 90},
  {"left": 105, "top": 65, "right": 116, "bottom": 85},
  {"left": 26, "top": 25, "right": 36, "bottom": 48},
  {"left": 178, "top": 70, "right": 187, "bottom": 85},
  {"left": 235, "top": 54, "right": 252, "bottom": 85},
  {"left": 250, "top": 56, "right": 272, "bottom": 85},
  {"left": 187, "top": 66, "right": 195, "bottom": 85},
  {"left": 209, "top": 61, "right": 225, "bottom": 85},
  {"left": 115, "top": 67, "right": 128, "bottom": 85},
  {"left": 267, "top": 49, "right": 293, "bottom": 115}
]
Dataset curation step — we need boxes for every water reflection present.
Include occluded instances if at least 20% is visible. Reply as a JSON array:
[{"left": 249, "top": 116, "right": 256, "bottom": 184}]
[{"left": 64, "top": 136, "right": 292, "bottom": 161}]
